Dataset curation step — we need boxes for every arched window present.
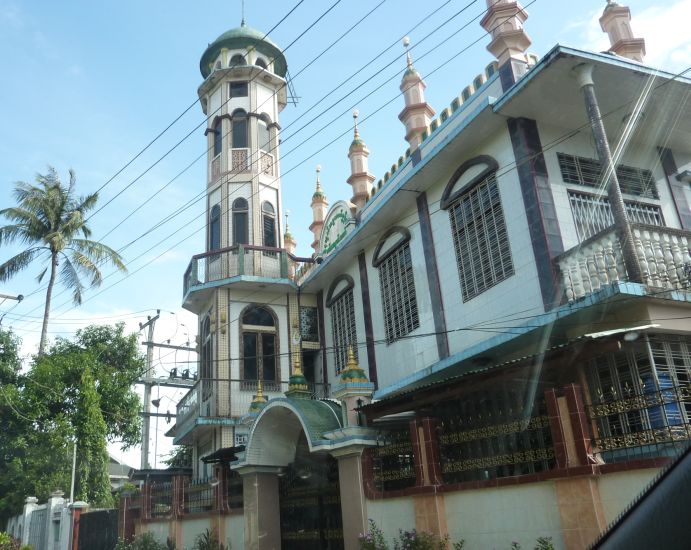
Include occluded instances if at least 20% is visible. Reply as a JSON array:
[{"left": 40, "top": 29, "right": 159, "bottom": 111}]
[
  {"left": 262, "top": 201, "right": 276, "bottom": 249},
  {"left": 230, "top": 54, "right": 245, "bottom": 67},
  {"left": 209, "top": 204, "right": 221, "bottom": 251},
  {"left": 231, "top": 109, "right": 248, "bottom": 149},
  {"left": 441, "top": 155, "right": 513, "bottom": 301},
  {"left": 241, "top": 305, "right": 278, "bottom": 385},
  {"left": 255, "top": 57, "right": 267, "bottom": 69},
  {"left": 326, "top": 275, "right": 357, "bottom": 374},
  {"left": 214, "top": 60, "right": 222, "bottom": 71},
  {"left": 232, "top": 198, "right": 248, "bottom": 245},
  {"left": 257, "top": 116, "right": 270, "bottom": 152},
  {"left": 372, "top": 227, "right": 419, "bottom": 343},
  {"left": 213, "top": 118, "right": 222, "bottom": 157},
  {"left": 201, "top": 314, "right": 212, "bottom": 399}
]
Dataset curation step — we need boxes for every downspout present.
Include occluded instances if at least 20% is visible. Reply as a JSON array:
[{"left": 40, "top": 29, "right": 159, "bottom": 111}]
[{"left": 573, "top": 63, "right": 642, "bottom": 283}]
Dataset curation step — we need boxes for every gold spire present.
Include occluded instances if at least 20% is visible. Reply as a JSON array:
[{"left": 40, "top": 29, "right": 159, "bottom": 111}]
[
  {"left": 255, "top": 379, "right": 267, "bottom": 402},
  {"left": 293, "top": 350, "right": 303, "bottom": 377},
  {"left": 346, "top": 347, "right": 358, "bottom": 370}
]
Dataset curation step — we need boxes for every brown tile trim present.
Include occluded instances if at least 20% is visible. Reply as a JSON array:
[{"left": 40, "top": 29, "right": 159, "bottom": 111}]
[
  {"left": 507, "top": 117, "right": 564, "bottom": 310},
  {"left": 416, "top": 192, "right": 449, "bottom": 360},
  {"left": 564, "top": 384, "right": 592, "bottom": 465},
  {"left": 358, "top": 252, "right": 378, "bottom": 388},
  {"left": 545, "top": 388, "right": 568, "bottom": 469},
  {"left": 316, "top": 290, "right": 328, "bottom": 385}
]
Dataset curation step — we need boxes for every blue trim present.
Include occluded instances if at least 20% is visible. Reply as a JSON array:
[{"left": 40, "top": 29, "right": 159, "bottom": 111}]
[
  {"left": 302, "top": 96, "right": 497, "bottom": 284},
  {"left": 173, "top": 417, "right": 238, "bottom": 445},
  {"left": 375, "top": 281, "right": 653, "bottom": 399}
]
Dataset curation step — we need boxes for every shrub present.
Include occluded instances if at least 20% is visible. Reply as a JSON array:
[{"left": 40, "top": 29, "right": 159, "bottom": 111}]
[
  {"left": 358, "top": 520, "right": 389, "bottom": 550},
  {"left": 114, "top": 532, "right": 169, "bottom": 550},
  {"left": 534, "top": 537, "right": 555, "bottom": 550},
  {"left": 192, "top": 529, "right": 229, "bottom": 550},
  {"left": 393, "top": 529, "right": 449, "bottom": 550}
]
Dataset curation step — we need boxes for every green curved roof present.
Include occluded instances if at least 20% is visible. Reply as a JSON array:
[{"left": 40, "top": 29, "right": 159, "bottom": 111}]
[{"left": 200, "top": 23, "right": 287, "bottom": 79}]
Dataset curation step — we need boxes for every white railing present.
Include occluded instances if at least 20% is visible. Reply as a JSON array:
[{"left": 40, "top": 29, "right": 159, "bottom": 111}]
[{"left": 558, "top": 224, "right": 691, "bottom": 302}]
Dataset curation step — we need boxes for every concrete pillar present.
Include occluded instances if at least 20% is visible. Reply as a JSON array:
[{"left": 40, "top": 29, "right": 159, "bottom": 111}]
[
  {"left": 20, "top": 496, "right": 39, "bottom": 546},
  {"left": 332, "top": 448, "right": 369, "bottom": 550},
  {"left": 46, "top": 490, "right": 65, "bottom": 550},
  {"left": 239, "top": 467, "right": 282, "bottom": 550},
  {"left": 554, "top": 477, "right": 606, "bottom": 550}
]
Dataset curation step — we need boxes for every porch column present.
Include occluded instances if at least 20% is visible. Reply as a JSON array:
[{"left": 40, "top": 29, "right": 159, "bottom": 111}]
[
  {"left": 238, "top": 466, "right": 282, "bottom": 550},
  {"left": 573, "top": 62, "right": 642, "bottom": 283},
  {"left": 409, "top": 417, "right": 448, "bottom": 539},
  {"left": 332, "top": 447, "right": 369, "bottom": 550}
]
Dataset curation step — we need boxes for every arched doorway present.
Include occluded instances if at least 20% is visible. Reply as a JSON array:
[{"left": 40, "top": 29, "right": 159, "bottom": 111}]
[{"left": 279, "top": 433, "right": 343, "bottom": 550}]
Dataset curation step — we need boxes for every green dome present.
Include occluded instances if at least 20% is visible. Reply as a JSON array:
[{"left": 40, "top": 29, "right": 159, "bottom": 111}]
[{"left": 200, "top": 23, "right": 287, "bottom": 79}]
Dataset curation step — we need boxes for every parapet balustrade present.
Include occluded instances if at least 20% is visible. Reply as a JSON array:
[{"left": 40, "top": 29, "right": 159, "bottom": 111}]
[
  {"left": 183, "top": 244, "right": 314, "bottom": 297},
  {"left": 557, "top": 223, "right": 691, "bottom": 302}
]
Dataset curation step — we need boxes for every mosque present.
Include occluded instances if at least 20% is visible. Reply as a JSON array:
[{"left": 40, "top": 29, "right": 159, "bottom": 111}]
[{"left": 122, "top": 1, "right": 691, "bottom": 548}]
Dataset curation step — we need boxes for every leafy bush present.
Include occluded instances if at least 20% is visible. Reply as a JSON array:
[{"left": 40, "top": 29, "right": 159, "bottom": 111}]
[
  {"left": 359, "top": 520, "right": 389, "bottom": 550},
  {"left": 192, "top": 529, "right": 229, "bottom": 550},
  {"left": 393, "top": 529, "right": 450, "bottom": 550},
  {"left": 534, "top": 537, "right": 555, "bottom": 550},
  {"left": 114, "top": 532, "right": 168, "bottom": 550},
  {"left": 0, "top": 532, "right": 30, "bottom": 550}
]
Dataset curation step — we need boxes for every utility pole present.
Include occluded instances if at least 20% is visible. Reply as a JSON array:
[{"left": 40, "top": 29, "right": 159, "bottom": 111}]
[{"left": 138, "top": 311, "right": 160, "bottom": 470}]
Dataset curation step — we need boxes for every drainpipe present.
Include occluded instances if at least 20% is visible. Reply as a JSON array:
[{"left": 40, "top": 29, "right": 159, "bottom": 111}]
[{"left": 573, "top": 63, "right": 642, "bottom": 283}]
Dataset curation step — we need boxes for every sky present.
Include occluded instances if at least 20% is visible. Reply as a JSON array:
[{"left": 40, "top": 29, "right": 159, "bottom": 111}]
[{"left": 0, "top": 0, "right": 689, "bottom": 469}]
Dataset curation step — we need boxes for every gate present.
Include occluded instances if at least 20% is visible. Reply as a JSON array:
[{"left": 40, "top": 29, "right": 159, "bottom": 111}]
[
  {"left": 279, "top": 435, "right": 343, "bottom": 550},
  {"left": 77, "top": 509, "right": 118, "bottom": 550}
]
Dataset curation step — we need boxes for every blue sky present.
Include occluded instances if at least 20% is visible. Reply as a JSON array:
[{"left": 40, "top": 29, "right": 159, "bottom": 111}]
[{"left": 1, "top": 0, "right": 688, "bottom": 466}]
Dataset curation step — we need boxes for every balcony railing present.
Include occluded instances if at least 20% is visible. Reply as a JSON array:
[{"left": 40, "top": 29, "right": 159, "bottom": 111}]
[
  {"left": 557, "top": 223, "right": 691, "bottom": 302},
  {"left": 183, "top": 244, "right": 314, "bottom": 297},
  {"left": 176, "top": 378, "right": 331, "bottom": 426}
]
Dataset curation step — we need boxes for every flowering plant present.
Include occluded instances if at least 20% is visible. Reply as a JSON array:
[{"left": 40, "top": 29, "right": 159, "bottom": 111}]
[
  {"left": 393, "top": 529, "right": 450, "bottom": 550},
  {"left": 358, "top": 519, "right": 389, "bottom": 550}
]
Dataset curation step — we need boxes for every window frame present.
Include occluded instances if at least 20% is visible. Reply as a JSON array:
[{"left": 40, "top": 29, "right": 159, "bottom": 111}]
[
  {"left": 240, "top": 305, "right": 279, "bottom": 385},
  {"left": 232, "top": 198, "right": 249, "bottom": 246},
  {"left": 326, "top": 275, "right": 358, "bottom": 374},
  {"left": 229, "top": 81, "right": 249, "bottom": 99}
]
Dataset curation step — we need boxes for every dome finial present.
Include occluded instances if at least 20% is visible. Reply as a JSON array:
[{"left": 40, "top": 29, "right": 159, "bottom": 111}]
[
  {"left": 315, "top": 165, "right": 323, "bottom": 193},
  {"left": 241, "top": 0, "right": 246, "bottom": 26},
  {"left": 403, "top": 36, "right": 413, "bottom": 69},
  {"left": 285, "top": 209, "right": 291, "bottom": 233},
  {"left": 352, "top": 109, "right": 360, "bottom": 139}
]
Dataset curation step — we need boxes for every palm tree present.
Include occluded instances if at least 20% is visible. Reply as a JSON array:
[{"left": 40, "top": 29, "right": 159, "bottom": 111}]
[{"left": 0, "top": 167, "right": 126, "bottom": 354}]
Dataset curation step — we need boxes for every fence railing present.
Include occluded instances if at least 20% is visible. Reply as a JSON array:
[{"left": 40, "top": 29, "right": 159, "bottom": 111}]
[
  {"left": 557, "top": 224, "right": 691, "bottom": 302},
  {"left": 149, "top": 482, "right": 173, "bottom": 518},
  {"left": 183, "top": 479, "right": 214, "bottom": 514},
  {"left": 183, "top": 244, "right": 314, "bottom": 297},
  {"left": 587, "top": 382, "right": 691, "bottom": 461},
  {"left": 372, "top": 428, "right": 416, "bottom": 492}
]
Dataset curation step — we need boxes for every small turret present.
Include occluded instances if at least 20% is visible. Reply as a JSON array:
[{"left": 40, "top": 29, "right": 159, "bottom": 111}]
[
  {"left": 247, "top": 380, "right": 268, "bottom": 415},
  {"left": 398, "top": 37, "right": 435, "bottom": 151},
  {"left": 480, "top": 0, "right": 532, "bottom": 88},
  {"left": 599, "top": 0, "right": 645, "bottom": 62},
  {"left": 285, "top": 352, "right": 311, "bottom": 399},
  {"left": 347, "top": 111, "right": 375, "bottom": 211},
  {"left": 332, "top": 347, "right": 374, "bottom": 427},
  {"left": 309, "top": 166, "right": 328, "bottom": 254}
]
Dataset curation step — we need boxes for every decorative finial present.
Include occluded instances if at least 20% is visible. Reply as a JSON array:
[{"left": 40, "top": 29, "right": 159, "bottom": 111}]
[
  {"left": 353, "top": 109, "right": 360, "bottom": 139},
  {"left": 316, "top": 165, "right": 322, "bottom": 190},
  {"left": 285, "top": 209, "right": 291, "bottom": 233},
  {"left": 256, "top": 379, "right": 264, "bottom": 399},
  {"left": 403, "top": 36, "right": 413, "bottom": 68},
  {"left": 293, "top": 351, "right": 303, "bottom": 376},
  {"left": 346, "top": 346, "right": 358, "bottom": 370},
  {"left": 241, "top": 0, "right": 246, "bottom": 26}
]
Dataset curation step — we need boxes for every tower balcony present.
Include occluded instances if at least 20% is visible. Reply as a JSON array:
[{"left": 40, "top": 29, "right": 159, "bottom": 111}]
[
  {"left": 556, "top": 223, "right": 691, "bottom": 303},
  {"left": 172, "top": 378, "right": 330, "bottom": 445},
  {"left": 182, "top": 244, "right": 315, "bottom": 312}
]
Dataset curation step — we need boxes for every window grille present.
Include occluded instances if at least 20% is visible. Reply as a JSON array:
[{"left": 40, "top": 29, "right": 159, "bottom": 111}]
[
  {"left": 557, "top": 153, "right": 659, "bottom": 199},
  {"left": 330, "top": 289, "right": 357, "bottom": 373},
  {"left": 300, "top": 306, "right": 319, "bottom": 342},
  {"left": 568, "top": 191, "right": 664, "bottom": 241},
  {"left": 449, "top": 173, "right": 513, "bottom": 301},
  {"left": 586, "top": 335, "right": 691, "bottom": 463},
  {"left": 378, "top": 243, "right": 419, "bottom": 342}
]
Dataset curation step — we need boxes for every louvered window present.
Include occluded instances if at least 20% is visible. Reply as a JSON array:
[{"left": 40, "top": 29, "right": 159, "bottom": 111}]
[
  {"left": 330, "top": 289, "right": 357, "bottom": 373},
  {"left": 449, "top": 173, "right": 513, "bottom": 301},
  {"left": 557, "top": 153, "right": 658, "bottom": 199},
  {"left": 568, "top": 191, "right": 664, "bottom": 241},
  {"left": 379, "top": 243, "right": 419, "bottom": 342}
]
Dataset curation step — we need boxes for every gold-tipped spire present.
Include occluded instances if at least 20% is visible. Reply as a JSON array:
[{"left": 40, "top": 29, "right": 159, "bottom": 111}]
[{"left": 340, "top": 346, "right": 369, "bottom": 383}]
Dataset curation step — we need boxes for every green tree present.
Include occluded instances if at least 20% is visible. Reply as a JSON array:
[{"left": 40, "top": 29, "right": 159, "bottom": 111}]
[
  {"left": 74, "top": 366, "right": 112, "bottom": 507},
  {"left": 0, "top": 167, "right": 126, "bottom": 354},
  {"left": 28, "top": 322, "right": 145, "bottom": 448}
]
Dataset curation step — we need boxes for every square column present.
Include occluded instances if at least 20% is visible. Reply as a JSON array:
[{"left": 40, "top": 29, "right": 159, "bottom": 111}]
[
  {"left": 332, "top": 447, "right": 369, "bottom": 550},
  {"left": 238, "top": 466, "right": 282, "bottom": 550}
]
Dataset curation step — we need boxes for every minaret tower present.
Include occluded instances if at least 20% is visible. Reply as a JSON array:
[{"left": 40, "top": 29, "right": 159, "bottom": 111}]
[
  {"left": 599, "top": 0, "right": 645, "bottom": 62},
  {"left": 480, "top": 0, "right": 532, "bottom": 89},
  {"left": 398, "top": 37, "right": 435, "bottom": 151},
  {"left": 347, "top": 110, "right": 375, "bottom": 211},
  {"left": 309, "top": 165, "right": 328, "bottom": 254},
  {"left": 198, "top": 22, "right": 289, "bottom": 254}
]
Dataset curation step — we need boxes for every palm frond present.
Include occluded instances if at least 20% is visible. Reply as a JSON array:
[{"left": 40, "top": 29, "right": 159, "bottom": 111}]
[
  {"left": 59, "top": 255, "right": 85, "bottom": 306},
  {"left": 70, "top": 239, "right": 127, "bottom": 272},
  {"left": 36, "top": 265, "right": 49, "bottom": 283},
  {"left": 69, "top": 250, "right": 102, "bottom": 287},
  {"left": 0, "top": 248, "right": 43, "bottom": 282}
]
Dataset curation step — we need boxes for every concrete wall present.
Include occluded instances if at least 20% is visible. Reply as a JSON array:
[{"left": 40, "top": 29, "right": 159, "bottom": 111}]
[
  {"left": 365, "top": 497, "right": 416, "bottom": 543},
  {"left": 597, "top": 469, "right": 660, "bottom": 526},
  {"left": 444, "top": 483, "right": 565, "bottom": 550}
]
